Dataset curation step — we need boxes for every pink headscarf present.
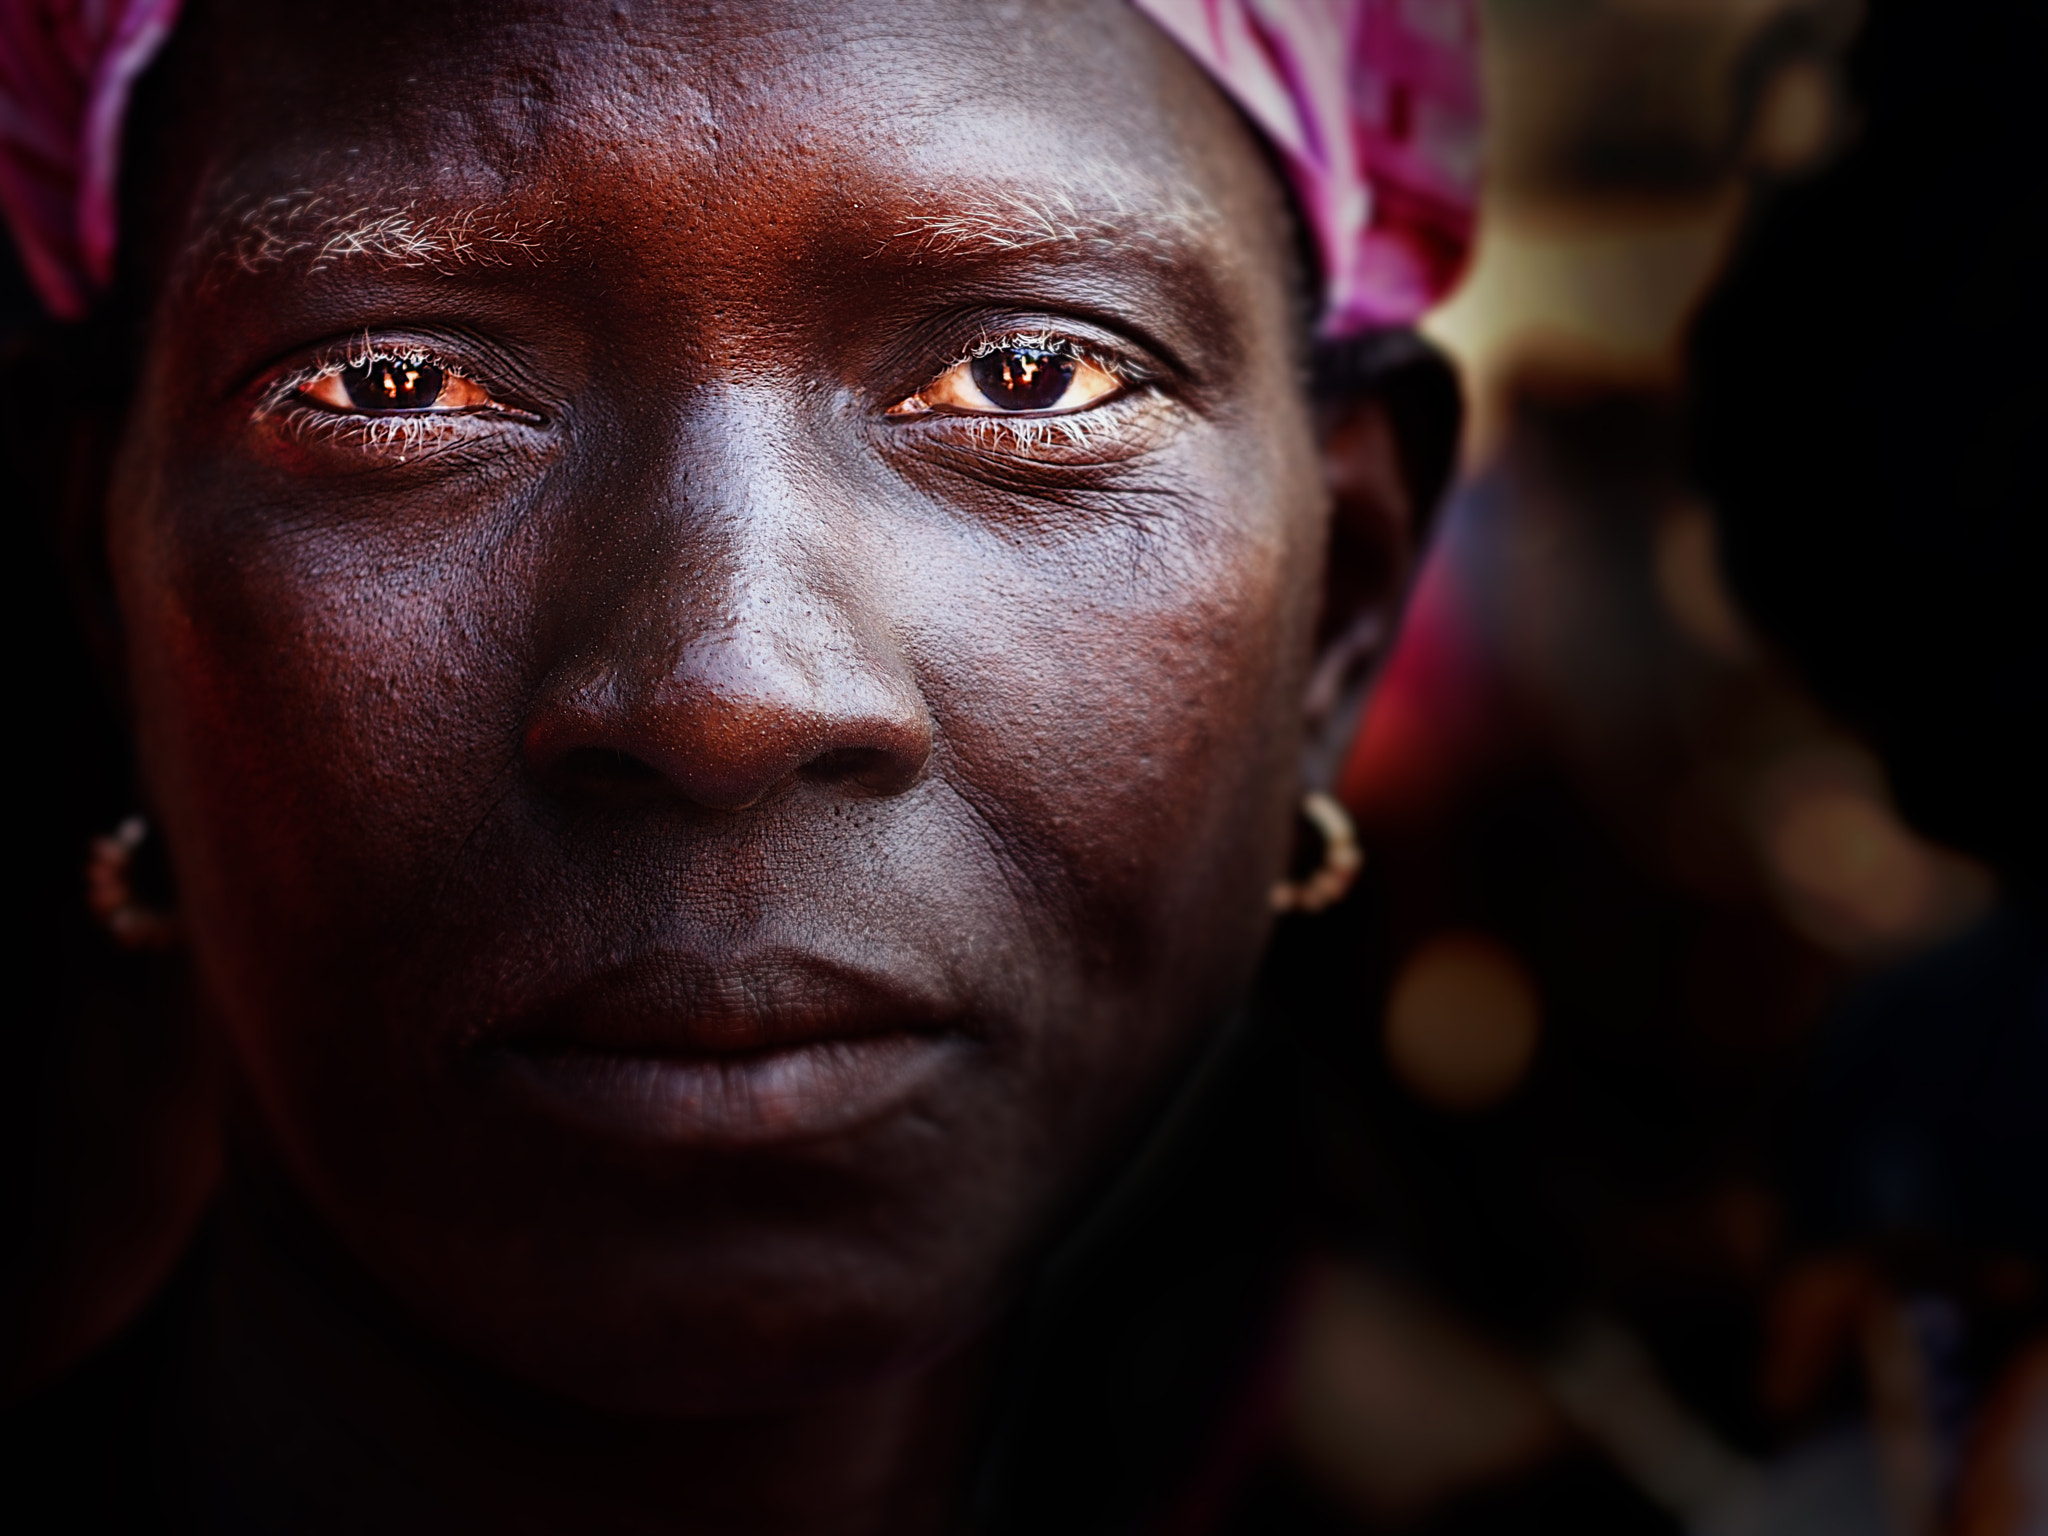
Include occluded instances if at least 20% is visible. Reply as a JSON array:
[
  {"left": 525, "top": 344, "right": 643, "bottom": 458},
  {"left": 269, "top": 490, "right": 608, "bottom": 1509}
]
[
  {"left": 0, "top": 0, "right": 1478, "bottom": 331},
  {"left": 1132, "top": 0, "right": 1480, "bottom": 332},
  {"left": 0, "top": 0, "right": 180, "bottom": 318}
]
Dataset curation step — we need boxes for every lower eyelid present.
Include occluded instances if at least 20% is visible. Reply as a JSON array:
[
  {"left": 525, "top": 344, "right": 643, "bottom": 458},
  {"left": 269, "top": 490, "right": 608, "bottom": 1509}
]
[
  {"left": 910, "top": 388, "right": 1173, "bottom": 452},
  {"left": 263, "top": 396, "right": 528, "bottom": 460},
  {"left": 276, "top": 405, "right": 467, "bottom": 442}
]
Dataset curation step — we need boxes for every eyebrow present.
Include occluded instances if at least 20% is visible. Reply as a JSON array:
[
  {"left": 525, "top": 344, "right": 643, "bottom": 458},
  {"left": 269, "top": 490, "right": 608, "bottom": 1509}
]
[
  {"left": 189, "top": 180, "right": 1219, "bottom": 289},
  {"left": 883, "top": 186, "right": 1219, "bottom": 262},
  {"left": 194, "top": 191, "right": 551, "bottom": 279}
]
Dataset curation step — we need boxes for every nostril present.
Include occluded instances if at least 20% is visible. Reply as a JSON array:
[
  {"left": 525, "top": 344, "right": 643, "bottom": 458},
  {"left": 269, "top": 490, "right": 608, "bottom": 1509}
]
[{"left": 553, "top": 747, "right": 664, "bottom": 790}]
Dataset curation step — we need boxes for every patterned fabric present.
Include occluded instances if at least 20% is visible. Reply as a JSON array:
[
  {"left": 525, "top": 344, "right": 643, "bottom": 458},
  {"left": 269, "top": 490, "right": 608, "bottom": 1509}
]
[
  {"left": 0, "top": 0, "right": 180, "bottom": 318},
  {"left": 1132, "top": 0, "right": 1482, "bottom": 331},
  {"left": 0, "top": 0, "right": 1481, "bottom": 330}
]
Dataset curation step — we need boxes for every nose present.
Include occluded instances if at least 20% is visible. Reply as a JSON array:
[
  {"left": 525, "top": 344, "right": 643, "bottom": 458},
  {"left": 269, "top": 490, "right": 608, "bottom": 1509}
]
[
  {"left": 524, "top": 446, "right": 933, "bottom": 813},
  {"left": 528, "top": 624, "right": 931, "bottom": 813}
]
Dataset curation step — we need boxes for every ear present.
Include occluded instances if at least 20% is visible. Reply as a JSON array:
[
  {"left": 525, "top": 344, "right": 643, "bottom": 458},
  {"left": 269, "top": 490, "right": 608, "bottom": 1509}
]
[{"left": 1300, "top": 333, "right": 1463, "bottom": 789}]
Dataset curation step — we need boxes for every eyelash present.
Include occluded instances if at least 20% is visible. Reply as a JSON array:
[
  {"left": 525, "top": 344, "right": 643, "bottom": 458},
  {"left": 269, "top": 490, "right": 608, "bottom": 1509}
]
[
  {"left": 962, "top": 329, "right": 1100, "bottom": 368},
  {"left": 904, "top": 329, "right": 1157, "bottom": 454},
  {"left": 257, "top": 340, "right": 517, "bottom": 453}
]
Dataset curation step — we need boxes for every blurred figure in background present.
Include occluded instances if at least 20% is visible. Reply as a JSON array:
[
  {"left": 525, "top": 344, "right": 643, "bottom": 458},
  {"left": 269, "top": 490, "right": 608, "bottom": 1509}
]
[
  {"left": 1692, "top": 0, "right": 2046, "bottom": 1530},
  {"left": 1266, "top": 0, "right": 2042, "bottom": 1533}
]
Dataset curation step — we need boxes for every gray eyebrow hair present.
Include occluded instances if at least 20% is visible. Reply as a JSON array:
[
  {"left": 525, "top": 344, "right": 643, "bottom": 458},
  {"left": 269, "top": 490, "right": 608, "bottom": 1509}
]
[
  {"left": 886, "top": 186, "right": 1219, "bottom": 259},
  {"left": 194, "top": 190, "right": 551, "bottom": 277},
  {"left": 191, "top": 183, "right": 1210, "bottom": 279}
]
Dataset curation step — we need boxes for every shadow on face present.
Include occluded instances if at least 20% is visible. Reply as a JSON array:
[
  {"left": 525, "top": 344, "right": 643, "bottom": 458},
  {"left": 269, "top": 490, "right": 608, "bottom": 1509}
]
[{"left": 83, "top": 0, "right": 1407, "bottom": 1415}]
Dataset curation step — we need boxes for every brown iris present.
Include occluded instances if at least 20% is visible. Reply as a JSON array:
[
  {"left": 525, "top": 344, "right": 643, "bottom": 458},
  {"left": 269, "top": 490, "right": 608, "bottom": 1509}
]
[
  {"left": 967, "top": 346, "right": 1075, "bottom": 412},
  {"left": 345, "top": 358, "right": 445, "bottom": 410},
  {"left": 299, "top": 354, "right": 494, "bottom": 414}
]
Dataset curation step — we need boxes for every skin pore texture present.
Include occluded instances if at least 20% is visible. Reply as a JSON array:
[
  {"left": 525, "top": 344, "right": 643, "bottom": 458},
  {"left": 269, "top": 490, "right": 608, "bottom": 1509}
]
[{"left": 74, "top": 0, "right": 1423, "bottom": 1529}]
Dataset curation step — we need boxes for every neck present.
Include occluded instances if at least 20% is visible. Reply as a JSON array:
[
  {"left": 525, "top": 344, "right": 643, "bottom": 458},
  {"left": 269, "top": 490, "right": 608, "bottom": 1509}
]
[{"left": 193, "top": 1196, "right": 987, "bottom": 1536}]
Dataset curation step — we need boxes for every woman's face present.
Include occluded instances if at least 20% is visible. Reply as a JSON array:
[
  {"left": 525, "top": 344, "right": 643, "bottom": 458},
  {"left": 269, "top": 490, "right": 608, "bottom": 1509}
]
[{"left": 106, "top": 0, "right": 1343, "bottom": 1411}]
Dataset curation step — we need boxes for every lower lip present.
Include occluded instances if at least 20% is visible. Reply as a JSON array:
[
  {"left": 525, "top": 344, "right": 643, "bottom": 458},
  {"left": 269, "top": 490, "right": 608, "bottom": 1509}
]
[{"left": 489, "top": 1034, "right": 966, "bottom": 1148}]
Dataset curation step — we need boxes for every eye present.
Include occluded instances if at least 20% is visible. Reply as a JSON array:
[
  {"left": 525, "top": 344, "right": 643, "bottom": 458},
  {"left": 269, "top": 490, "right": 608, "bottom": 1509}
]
[
  {"left": 889, "top": 338, "right": 1125, "bottom": 418},
  {"left": 298, "top": 352, "right": 496, "bottom": 413}
]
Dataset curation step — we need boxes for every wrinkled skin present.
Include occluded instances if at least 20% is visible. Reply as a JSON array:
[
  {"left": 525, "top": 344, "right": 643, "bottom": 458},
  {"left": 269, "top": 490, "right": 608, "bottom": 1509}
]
[{"left": 84, "top": 0, "right": 1419, "bottom": 1526}]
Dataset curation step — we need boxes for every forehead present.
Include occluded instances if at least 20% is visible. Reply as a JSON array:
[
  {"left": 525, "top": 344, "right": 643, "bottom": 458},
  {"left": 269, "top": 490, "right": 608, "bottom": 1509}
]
[{"left": 155, "top": 0, "right": 1288, "bottom": 310}]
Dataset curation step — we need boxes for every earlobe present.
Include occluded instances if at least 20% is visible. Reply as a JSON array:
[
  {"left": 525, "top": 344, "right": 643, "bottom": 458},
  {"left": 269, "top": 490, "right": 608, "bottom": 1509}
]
[
  {"left": 1300, "top": 334, "right": 1464, "bottom": 786},
  {"left": 1302, "top": 606, "right": 1390, "bottom": 754},
  {"left": 1300, "top": 391, "right": 1416, "bottom": 788}
]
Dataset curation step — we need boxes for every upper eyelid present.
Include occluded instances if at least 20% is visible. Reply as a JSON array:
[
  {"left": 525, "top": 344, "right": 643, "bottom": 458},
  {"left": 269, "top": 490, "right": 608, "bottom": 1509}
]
[
  {"left": 945, "top": 328, "right": 1146, "bottom": 381},
  {"left": 283, "top": 339, "right": 465, "bottom": 387}
]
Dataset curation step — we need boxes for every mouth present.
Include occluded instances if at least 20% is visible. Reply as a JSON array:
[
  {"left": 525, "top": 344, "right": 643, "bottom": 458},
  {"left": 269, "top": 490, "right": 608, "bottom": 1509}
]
[{"left": 478, "top": 949, "right": 972, "bottom": 1148}]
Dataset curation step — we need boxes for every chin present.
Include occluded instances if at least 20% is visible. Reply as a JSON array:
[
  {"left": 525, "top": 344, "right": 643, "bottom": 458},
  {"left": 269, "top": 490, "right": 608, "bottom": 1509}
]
[
  {"left": 277, "top": 1093, "right": 1026, "bottom": 1418},
  {"left": 424, "top": 1241, "right": 996, "bottom": 1417}
]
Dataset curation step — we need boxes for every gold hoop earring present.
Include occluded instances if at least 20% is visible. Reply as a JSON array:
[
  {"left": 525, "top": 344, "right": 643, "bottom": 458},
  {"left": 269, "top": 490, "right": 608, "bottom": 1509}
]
[
  {"left": 1270, "top": 791, "right": 1364, "bottom": 914},
  {"left": 86, "top": 816, "right": 179, "bottom": 952}
]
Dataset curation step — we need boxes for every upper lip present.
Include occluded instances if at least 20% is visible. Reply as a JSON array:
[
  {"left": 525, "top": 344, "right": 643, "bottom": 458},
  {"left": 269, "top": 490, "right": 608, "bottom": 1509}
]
[{"left": 480, "top": 946, "right": 962, "bottom": 1059}]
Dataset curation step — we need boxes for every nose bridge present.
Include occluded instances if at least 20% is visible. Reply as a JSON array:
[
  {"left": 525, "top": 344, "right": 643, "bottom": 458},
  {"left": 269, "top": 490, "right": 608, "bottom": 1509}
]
[
  {"left": 532, "top": 388, "right": 933, "bottom": 809},
  {"left": 655, "top": 502, "right": 921, "bottom": 756}
]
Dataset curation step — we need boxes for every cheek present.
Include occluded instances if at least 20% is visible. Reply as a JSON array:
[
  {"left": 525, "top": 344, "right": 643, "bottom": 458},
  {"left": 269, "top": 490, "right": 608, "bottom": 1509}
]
[
  {"left": 916, "top": 428, "right": 1326, "bottom": 1011},
  {"left": 110, "top": 437, "right": 533, "bottom": 1057}
]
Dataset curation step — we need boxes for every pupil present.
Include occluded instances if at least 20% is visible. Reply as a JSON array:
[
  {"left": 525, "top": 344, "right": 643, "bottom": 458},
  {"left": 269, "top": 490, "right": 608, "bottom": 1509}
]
[
  {"left": 970, "top": 346, "right": 1074, "bottom": 412},
  {"left": 340, "top": 357, "right": 445, "bottom": 412}
]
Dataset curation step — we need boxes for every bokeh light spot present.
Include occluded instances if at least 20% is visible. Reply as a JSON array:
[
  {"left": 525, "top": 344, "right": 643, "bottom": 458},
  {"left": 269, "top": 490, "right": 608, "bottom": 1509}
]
[
  {"left": 1745, "top": 60, "right": 1837, "bottom": 175},
  {"left": 1385, "top": 932, "right": 1543, "bottom": 1112}
]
